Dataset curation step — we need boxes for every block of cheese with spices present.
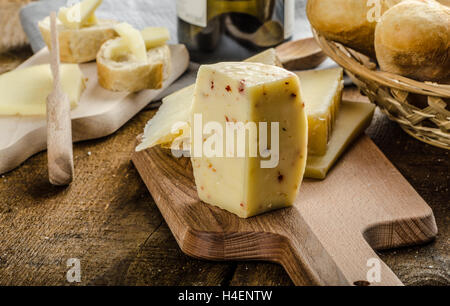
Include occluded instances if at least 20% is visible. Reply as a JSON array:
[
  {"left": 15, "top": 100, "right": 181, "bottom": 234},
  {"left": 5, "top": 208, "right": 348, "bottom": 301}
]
[{"left": 190, "top": 62, "right": 308, "bottom": 218}]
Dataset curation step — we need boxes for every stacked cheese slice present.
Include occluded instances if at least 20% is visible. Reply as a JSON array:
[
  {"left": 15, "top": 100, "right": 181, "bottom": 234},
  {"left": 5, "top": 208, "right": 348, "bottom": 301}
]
[
  {"left": 297, "top": 68, "right": 343, "bottom": 156},
  {"left": 295, "top": 69, "right": 375, "bottom": 179}
]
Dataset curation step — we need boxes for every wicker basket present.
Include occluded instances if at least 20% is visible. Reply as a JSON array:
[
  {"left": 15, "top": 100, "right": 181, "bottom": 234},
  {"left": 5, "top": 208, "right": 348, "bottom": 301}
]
[{"left": 312, "top": 31, "right": 450, "bottom": 150}]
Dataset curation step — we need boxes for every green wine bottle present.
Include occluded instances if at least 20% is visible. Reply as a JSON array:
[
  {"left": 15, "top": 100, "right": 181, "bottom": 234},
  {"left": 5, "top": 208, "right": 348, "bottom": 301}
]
[{"left": 177, "top": 0, "right": 294, "bottom": 63}]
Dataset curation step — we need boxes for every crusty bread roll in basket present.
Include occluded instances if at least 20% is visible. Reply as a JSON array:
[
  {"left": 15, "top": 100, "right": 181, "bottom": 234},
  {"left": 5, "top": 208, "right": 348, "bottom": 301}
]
[{"left": 308, "top": 0, "right": 450, "bottom": 149}]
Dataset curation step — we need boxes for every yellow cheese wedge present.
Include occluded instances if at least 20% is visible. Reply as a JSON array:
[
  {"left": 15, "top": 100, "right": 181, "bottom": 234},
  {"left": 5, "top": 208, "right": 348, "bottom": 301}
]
[
  {"left": 136, "top": 85, "right": 194, "bottom": 152},
  {"left": 191, "top": 62, "right": 308, "bottom": 218},
  {"left": 305, "top": 101, "right": 375, "bottom": 180},
  {"left": 136, "top": 49, "right": 282, "bottom": 152},
  {"left": 0, "top": 64, "right": 85, "bottom": 116},
  {"left": 113, "top": 23, "right": 148, "bottom": 63},
  {"left": 296, "top": 68, "right": 344, "bottom": 156},
  {"left": 141, "top": 27, "right": 170, "bottom": 49},
  {"left": 58, "top": 0, "right": 102, "bottom": 29}
]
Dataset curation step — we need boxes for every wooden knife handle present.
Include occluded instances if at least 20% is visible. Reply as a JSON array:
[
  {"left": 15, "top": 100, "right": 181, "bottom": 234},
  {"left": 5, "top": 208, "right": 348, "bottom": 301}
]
[
  {"left": 47, "top": 90, "right": 74, "bottom": 186},
  {"left": 47, "top": 12, "right": 74, "bottom": 186}
]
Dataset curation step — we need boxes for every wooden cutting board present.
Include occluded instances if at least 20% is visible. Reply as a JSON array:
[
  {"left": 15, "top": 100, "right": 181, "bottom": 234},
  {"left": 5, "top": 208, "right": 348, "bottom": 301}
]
[
  {"left": 0, "top": 44, "right": 189, "bottom": 175},
  {"left": 132, "top": 134, "right": 437, "bottom": 286}
]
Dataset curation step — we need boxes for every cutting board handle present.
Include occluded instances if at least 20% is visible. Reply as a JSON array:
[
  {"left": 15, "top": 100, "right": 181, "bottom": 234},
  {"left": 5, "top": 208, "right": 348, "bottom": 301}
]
[{"left": 282, "top": 211, "right": 403, "bottom": 286}]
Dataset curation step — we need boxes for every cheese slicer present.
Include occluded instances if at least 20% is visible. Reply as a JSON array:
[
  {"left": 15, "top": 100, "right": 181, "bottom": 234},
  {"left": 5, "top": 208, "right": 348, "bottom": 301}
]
[{"left": 46, "top": 12, "right": 74, "bottom": 186}]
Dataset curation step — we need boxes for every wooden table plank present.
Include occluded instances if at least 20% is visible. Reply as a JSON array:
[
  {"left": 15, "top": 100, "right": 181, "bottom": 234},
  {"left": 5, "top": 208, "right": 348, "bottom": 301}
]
[
  {"left": 0, "top": 0, "right": 31, "bottom": 54},
  {"left": 0, "top": 106, "right": 235, "bottom": 285},
  {"left": 365, "top": 113, "right": 449, "bottom": 286},
  {"left": 121, "top": 225, "right": 235, "bottom": 286},
  {"left": 230, "top": 263, "right": 293, "bottom": 286}
]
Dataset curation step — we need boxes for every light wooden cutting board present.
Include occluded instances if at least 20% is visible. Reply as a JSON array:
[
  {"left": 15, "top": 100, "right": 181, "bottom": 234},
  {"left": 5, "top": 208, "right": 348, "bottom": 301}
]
[
  {"left": 0, "top": 44, "right": 189, "bottom": 175},
  {"left": 132, "top": 135, "right": 438, "bottom": 286}
]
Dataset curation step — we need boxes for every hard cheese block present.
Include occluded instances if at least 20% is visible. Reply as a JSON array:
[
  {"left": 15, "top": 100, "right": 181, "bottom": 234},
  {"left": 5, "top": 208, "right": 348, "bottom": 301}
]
[
  {"left": 0, "top": 64, "right": 85, "bottom": 116},
  {"left": 191, "top": 62, "right": 308, "bottom": 218},
  {"left": 296, "top": 68, "right": 343, "bottom": 156},
  {"left": 306, "top": 101, "right": 375, "bottom": 179},
  {"left": 136, "top": 49, "right": 283, "bottom": 151}
]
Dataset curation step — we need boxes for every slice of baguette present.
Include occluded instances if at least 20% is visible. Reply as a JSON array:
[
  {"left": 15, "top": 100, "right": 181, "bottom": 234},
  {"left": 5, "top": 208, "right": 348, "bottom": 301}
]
[
  {"left": 39, "top": 17, "right": 118, "bottom": 63},
  {"left": 97, "top": 39, "right": 171, "bottom": 92}
]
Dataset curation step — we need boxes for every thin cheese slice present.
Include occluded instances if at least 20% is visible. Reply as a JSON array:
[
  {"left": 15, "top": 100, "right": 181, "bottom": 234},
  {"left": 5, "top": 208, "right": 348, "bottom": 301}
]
[
  {"left": 141, "top": 27, "right": 171, "bottom": 49},
  {"left": 296, "top": 68, "right": 344, "bottom": 156},
  {"left": 305, "top": 101, "right": 375, "bottom": 179},
  {"left": 0, "top": 64, "right": 85, "bottom": 116},
  {"left": 58, "top": 0, "right": 102, "bottom": 29},
  {"left": 136, "top": 49, "right": 282, "bottom": 152},
  {"left": 191, "top": 62, "right": 308, "bottom": 218},
  {"left": 136, "top": 86, "right": 194, "bottom": 151},
  {"left": 113, "top": 23, "right": 148, "bottom": 63}
]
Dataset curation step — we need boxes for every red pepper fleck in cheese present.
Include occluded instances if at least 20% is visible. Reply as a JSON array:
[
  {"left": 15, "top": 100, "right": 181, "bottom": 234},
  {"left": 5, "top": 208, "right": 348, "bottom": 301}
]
[{"left": 190, "top": 62, "right": 308, "bottom": 218}]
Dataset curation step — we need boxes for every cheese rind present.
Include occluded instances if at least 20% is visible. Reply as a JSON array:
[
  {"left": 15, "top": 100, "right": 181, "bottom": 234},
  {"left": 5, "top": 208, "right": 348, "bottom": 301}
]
[
  {"left": 136, "top": 49, "right": 282, "bottom": 152},
  {"left": 296, "top": 68, "right": 344, "bottom": 156},
  {"left": 141, "top": 27, "right": 171, "bottom": 49},
  {"left": 0, "top": 64, "right": 85, "bottom": 116},
  {"left": 58, "top": 0, "right": 102, "bottom": 29},
  {"left": 190, "top": 62, "right": 308, "bottom": 218},
  {"left": 305, "top": 101, "right": 375, "bottom": 179}
]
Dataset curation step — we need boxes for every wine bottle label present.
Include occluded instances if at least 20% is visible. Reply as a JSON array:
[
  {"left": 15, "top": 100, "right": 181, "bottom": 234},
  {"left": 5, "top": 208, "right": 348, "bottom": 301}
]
[
  {"left": 176, "top": 0, "right": 207, "bottom": 27},
  {"left": 284, "top": 0, "right": 294, "bottom": 39}
]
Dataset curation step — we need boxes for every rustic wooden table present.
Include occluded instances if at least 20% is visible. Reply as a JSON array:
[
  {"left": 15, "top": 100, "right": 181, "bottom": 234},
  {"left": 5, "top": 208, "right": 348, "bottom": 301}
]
[{"left": 0, "top": 45, "right": 448, "bottom": 286}]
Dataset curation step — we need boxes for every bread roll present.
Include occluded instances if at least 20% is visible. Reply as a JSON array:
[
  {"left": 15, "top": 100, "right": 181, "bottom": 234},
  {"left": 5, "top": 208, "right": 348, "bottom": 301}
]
[
  {"left": 39, "top": 17, "right": 117, "bottom": 63},
  {"left": 97, "top": 39, "right": 171, "bottom": 92},
  {"left": 375, "top": 0, "right": 450, "bottom": 82},
  {"left": 307, "top": 0, "right": 402, "bottom": 58}
]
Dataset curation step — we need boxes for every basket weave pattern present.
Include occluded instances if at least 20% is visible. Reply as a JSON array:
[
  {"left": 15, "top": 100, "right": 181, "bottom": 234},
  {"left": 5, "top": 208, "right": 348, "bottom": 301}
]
[{"left": 313, "top": 31, "right": 450, "bottom": 149}]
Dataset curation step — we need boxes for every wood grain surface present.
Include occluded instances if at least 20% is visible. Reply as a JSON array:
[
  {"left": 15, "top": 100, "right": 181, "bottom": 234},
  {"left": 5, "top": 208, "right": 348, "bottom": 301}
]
[
  {"left": 0, "top": 47, "right": 448, "bottom": 286},
  {"left": 275, "top": 37, "right": 327, "bottom": 71},
  {"left": 132, "top": 131, "right": 437, "bottom": 286}
]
